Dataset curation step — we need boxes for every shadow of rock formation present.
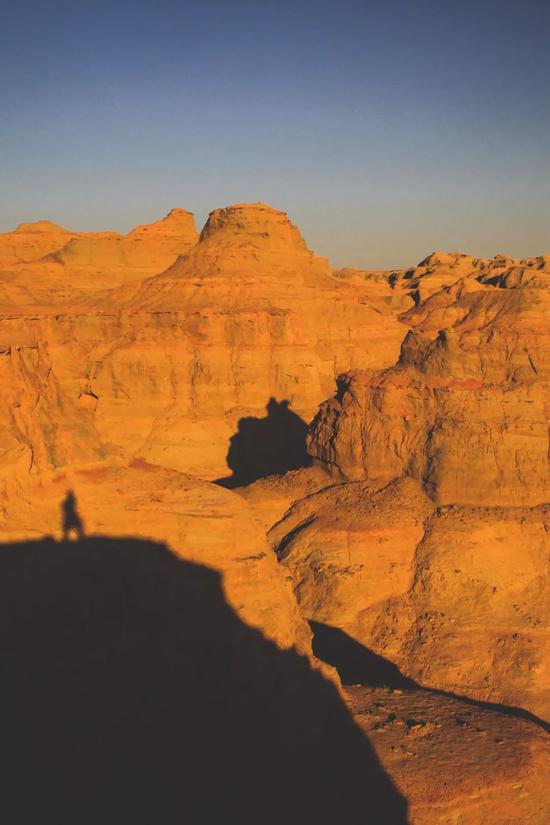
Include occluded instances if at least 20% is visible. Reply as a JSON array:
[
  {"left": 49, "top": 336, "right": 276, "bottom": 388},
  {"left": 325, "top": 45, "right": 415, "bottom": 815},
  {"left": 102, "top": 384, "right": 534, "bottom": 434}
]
[
  {"left": 0, "top": 536, "right": 407, "bottom": 824},
  {"left": 216, "top": 397, "right": 312, "bottom": 488},
  {"left": 310, "top": 621, "right": 550, "bottom": 734},
  {"left": 310, "top": 621, "right": 418, "bottom": 689}
]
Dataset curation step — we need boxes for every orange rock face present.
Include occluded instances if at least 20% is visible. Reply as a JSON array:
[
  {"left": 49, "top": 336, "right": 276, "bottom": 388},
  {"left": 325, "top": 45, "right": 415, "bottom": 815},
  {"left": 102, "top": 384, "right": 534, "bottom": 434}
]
[
  {"left": 259, "top": 253, "right": 550, "bottom": 724},
  {"left": 268, "top": 476, "right": 550, "bottom": 719},
  {"left": 309, "top": 281, "right": 550, "bottom": 506},
  {"left": 0, "top": 208, "right": 198, "bottom": 305},
  {"left": 0, "top": 213, "right": 548, "bottom": 822},
  {"left": 0, "top": 460, "right": 311, "bottom": 654},
  {"left": 347, "top": 685, "right": 550, "bottom": 825},
  {"left": 0, "top": 220, "right": 76, "bottom": 268},
  {"left": 0, "top": 203, "right": 407, "bottom": 484}
]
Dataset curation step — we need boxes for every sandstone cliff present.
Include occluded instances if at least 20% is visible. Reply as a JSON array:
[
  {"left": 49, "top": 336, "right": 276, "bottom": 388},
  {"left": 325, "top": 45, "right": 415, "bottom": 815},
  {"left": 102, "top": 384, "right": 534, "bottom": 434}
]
[
  {"left": 0, "top": 225, "right": 548, "bottom": 822},
  {"left": 0, "top": 203, "right": 408, "bottom": 483},
  {"left": 251, "top": 255, "right": 550, "bottom": 721},
  {"left": 309, "top": 268, "right": 550, "bottom": 506},
  {"left": 0, "top": 208, "right": 198, "bottom": 305}
]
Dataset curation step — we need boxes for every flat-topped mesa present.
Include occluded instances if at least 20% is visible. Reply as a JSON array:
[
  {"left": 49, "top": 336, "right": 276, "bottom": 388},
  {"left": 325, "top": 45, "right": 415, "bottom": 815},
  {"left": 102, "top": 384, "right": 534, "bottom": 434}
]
[
  {"left": 159, "top": 201, "right": 331, "bottom": 283},
  {"left": 200, "top": 203, "right": 309, "bottom": 252},
  {"left": 0, "top": 201, "right": 409, "bottom": 482},
  {"left": 111, "top": 201, "right": 336, "bottom": 315}
]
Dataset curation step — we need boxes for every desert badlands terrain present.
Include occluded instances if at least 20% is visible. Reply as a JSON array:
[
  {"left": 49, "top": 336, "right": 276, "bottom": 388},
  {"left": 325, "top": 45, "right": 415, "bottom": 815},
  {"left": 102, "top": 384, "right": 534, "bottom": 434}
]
[{"left": 0, "top": 203, "right": 548, "bottom": 822}]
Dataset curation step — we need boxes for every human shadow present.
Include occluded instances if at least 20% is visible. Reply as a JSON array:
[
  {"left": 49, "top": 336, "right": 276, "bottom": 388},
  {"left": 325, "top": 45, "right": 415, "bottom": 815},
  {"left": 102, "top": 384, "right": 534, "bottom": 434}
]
[
  {"left": 61, "top": 489, "right": 85, "bottom": 540},
  {"left": 310, "top": 621, "right": 550, "bottom": 733},
  {"left": 216, "top": 397, "right": 312, "bottom": 488},
  {"left": 0, "top": 535, "right": 408, "bottom": 824}
]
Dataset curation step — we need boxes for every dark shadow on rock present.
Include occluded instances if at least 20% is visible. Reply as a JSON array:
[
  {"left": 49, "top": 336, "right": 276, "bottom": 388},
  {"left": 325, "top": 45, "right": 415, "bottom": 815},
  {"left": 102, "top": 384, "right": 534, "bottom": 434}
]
[
  {"left": 215, "top": 397, "right": 312, "bottom": 488},
  {"left": 61, "top": 489, "right": 85, "bottom": 540},
  {"left": 310, "top": 621, "right": 550, "bottom": 734},
  {"left": 0, "top": 536, "right": 408, "bottom": 824},
  {"left": 310, "top": 621, "right": 418, "bottom": 689}
]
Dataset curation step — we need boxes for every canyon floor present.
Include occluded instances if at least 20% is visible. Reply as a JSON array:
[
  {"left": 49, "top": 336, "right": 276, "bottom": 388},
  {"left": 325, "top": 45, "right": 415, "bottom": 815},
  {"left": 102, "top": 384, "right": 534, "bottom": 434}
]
[{"left": 0, "top": 204, "right": 548, "bottom": 823}]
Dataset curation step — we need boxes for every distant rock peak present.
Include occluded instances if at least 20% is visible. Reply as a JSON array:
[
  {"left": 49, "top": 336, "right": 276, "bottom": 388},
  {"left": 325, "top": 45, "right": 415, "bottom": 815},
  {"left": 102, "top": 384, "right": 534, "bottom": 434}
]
[
  {"left": 199, "top": 202, "right": 309, "bottom": 253},
  {"left": 128, "top": 208, "right": 198, "bottom": 239},
  {"left": 13, "top": 220, "right": 72, "bottom": 234}
]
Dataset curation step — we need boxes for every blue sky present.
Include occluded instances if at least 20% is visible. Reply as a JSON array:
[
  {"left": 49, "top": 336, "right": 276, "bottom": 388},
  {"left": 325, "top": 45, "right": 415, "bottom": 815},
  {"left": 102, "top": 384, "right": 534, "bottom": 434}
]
[{"left": 1, "top": 0, "right": 549, "bottom": 268}]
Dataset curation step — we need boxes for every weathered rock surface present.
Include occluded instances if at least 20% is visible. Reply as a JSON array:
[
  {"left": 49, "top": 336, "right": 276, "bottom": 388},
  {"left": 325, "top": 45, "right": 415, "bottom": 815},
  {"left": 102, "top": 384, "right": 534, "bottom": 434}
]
[
  {"left": 308, "top": 271, "right": 550, "bottom": 506},
  {"left": 0, "top": 203, "right": 408, "bottom": 482},
  {"left": 3, "top": 461, "right": 547, "bottom": 823},
  {"left": 260, "top": 257, "right": 550, "bottom": 722},
  {"left": 1, "top": 214, "right": 549, "bottom": 823},
  {"left": 0, "top": 460, "right": 311, "bottom": 654},
  {"left": 236, "top": 464, "right": 334, "bottom": 532},
  {"left": 0, "top": 220, "right": 75, "bottom": 269},
  {"left": 347, "top": 685, "right": 550, "bottom": 825},
  {"left": 268, "top": 476, "right": 550, "bottom": 719},
  {"left": 0, "top": 208, "right": 198, "bottom": 305}
]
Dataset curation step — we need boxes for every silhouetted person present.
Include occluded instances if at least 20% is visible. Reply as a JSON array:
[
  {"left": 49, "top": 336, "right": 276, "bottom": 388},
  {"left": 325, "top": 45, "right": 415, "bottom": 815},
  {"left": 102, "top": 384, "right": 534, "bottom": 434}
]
[{"left": 61, "top": 490, "right": 85, "bottom": 540}]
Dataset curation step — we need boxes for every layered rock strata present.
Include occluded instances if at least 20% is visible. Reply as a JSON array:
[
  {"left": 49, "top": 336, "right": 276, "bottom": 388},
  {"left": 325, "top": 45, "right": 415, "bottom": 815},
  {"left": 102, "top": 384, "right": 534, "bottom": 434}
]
[
  {"left": 308, "top": 276, "right": 550, "bottom": 506},
  {"left": 0, "top": 203, "right": 408, "bottom": 483},
  {"left": 0, "top": 208, "right": 198, "bottom": 305},
  {"left": 262, "top": 264, "right": 550, "bottom": 720},
  {"left": 268, "top": 477, "right": 550, "bottom": 719}
]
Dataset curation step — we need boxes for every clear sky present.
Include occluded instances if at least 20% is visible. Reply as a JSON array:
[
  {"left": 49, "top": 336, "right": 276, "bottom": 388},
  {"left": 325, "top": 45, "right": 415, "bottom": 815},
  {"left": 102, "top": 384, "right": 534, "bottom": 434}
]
[{"left": 1, "top": 0, "right": 549, "bottom": 268}]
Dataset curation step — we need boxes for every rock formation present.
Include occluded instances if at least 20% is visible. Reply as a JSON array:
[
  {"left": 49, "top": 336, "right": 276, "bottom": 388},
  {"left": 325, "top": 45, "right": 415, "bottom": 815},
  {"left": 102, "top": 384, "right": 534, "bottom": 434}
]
[
  {"left": 0, "top": 219, "right": 75, "bottom": 268},
  {"left": 348, "top": 684, "right": 549, "bottom": 825},
  {"left": 268, "top": 476, "right": 550, "bottom": 719},
  {"left": 1, "top": 461, "right": 547, "bottom": 824},
  {"left": 255, "top": 252, "right": 550, "bottom": 723},
  {"left": 0, "top": 203, "right": 408, "bottom": 484},
  {"left": 0, "top": 208, "right": 198, "bottom": 305},
  {"left": 0, "top": 211, "right": 548, "bottom": 822},
  {"left": 0, "top": 509, "right": 407, "bottom": 821},
  {"left": 0, "top": 460, "right": 311, "bottom": 654},
  {"left": 308, "top": 278, "right": 550, "bottom": 506}
]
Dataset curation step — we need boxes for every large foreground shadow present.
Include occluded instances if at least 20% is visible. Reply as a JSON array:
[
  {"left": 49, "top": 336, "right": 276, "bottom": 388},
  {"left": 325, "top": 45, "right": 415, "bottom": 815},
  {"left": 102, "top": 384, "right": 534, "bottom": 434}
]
[
  {"left": 216, "top": 397, "right": 312, "bottom": 488},
  {"left": 0, "top": 537, "right": 407, "bottom": 824}
]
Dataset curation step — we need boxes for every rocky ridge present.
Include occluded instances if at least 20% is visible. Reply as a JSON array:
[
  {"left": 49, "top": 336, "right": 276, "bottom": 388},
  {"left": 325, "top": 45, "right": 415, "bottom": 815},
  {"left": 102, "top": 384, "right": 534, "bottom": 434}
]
[{"left": 0, "top": 208, "right": 198, "bottom": 305}]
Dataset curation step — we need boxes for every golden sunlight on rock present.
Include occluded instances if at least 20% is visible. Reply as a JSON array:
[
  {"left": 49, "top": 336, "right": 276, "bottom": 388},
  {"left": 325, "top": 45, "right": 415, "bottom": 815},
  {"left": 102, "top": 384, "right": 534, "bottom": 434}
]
[{"left": 0, "top": 206, "right": 548, "bottom": 823}]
